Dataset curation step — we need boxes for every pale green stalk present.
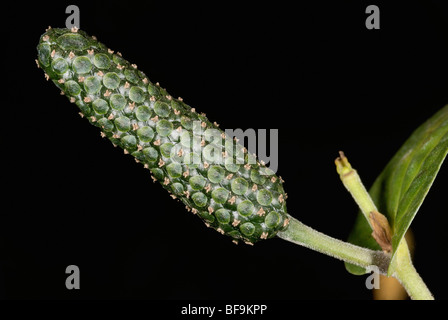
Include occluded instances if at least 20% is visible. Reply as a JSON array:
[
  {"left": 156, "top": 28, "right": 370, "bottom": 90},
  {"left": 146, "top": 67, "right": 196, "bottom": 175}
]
[
  {"left": 391, "top": 241, "right": 433, "bottom": 300},
  {"left": 335, "top": 152, "right": 377, "bottom": 225},
  {"left": 277, "top": 216, "right": 391, "bottom": 274},
  {"left": 335, "top": 152, "right": 433, "bottom": 300}
]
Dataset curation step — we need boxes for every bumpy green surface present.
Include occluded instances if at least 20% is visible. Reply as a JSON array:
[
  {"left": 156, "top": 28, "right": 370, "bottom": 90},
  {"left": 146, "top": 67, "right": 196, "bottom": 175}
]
[{"left": 37, "top": 27, "right": 290, "bottom": 244}]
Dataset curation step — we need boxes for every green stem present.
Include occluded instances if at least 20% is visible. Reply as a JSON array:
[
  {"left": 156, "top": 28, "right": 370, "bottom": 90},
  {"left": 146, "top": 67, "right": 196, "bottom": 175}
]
[
  {"left": 277, "top": 215, "right": 391, "bottom": 274},
  {"left": 391, "top": 241, "right": 434, "bottom": 300},
  {"left": 335, "top": 151, "right": 377, "bottom": 225},
  {"left": 335, "top": 152, "right": 433, "bottom": 299}
]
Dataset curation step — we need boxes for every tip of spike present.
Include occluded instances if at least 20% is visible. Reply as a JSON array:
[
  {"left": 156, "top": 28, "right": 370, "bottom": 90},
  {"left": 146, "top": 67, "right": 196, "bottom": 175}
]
[{"left": 335, "top": 151, "right": 353, "bottom": 176}]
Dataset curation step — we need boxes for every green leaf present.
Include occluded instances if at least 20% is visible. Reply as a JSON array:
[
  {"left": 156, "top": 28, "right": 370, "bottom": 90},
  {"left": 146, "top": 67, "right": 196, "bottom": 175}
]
[{"left": 346, "top": 105, "right": 448, "bottom": 275}]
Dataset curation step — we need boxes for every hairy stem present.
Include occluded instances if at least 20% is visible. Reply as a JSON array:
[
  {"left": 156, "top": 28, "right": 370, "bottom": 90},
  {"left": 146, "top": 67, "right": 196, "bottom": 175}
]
[
  {"left": 277, "top": 215, "right": 391, "bottom": 274},
  {"left": 391, "top": 241, "right": 434, "bottom": 300},
  {"left": 335, "top": 152, "right": 433, "bottom": 299},
  {"left": 335, "top": 151, "right": 377, "bottom": 225}
]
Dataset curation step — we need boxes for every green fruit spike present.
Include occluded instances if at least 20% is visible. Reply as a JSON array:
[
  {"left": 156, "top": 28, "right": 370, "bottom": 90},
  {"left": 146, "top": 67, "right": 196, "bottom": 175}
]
[{"left": 36, "top": 27, "right": 290, "bottom": 245}]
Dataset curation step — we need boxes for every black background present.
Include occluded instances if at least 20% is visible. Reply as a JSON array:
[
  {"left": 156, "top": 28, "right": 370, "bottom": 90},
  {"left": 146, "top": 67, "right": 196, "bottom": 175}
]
[{"left": 1, "top": 0, "right": 448, "bottom": 303}]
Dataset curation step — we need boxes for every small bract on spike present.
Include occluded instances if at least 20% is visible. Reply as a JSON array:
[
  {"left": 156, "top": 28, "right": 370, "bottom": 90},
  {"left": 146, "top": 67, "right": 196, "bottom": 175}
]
[{"left": 278, "top": 194, "right": 284, "bottom": 203}]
